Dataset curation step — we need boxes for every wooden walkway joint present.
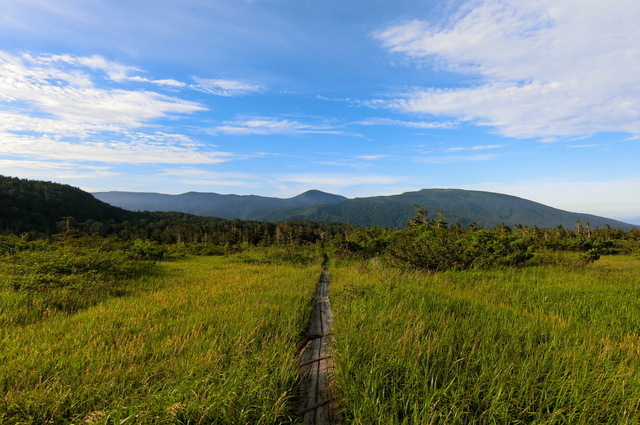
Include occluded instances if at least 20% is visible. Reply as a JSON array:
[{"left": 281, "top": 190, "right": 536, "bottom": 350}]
[{"left": 298, "top": 267, "right": 340, "bottom": 424}]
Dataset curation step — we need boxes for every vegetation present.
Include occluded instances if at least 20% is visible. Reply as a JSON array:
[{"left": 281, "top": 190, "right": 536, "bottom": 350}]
[
  {"left": 0, "top": 175, "right": 134, "bottom": 234},
  {"left": 331, "top": 206, "right": 640, "bottom": 272},
  {"left": 3, "top": 175, "right": 640, "bottom": 423},
  {"left": 1, "top": 245, "right": 319, "bottom": 424},
  {"left": 93, "top": 189, "right": 347, "bottom": 219},
  {"left": 0, "top": 175, "right": 357, "bottom": 244},
  {"left": 330, "top": 256, "right": 640, "bottom": 424},
  {"left": 261, "top": 189, "right": 636, "bottom": 230}
]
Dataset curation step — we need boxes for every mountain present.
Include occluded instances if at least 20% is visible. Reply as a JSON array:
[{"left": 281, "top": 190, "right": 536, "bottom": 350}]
[
  {"left": 92, "top": 190, "right": 347, "bottom": 220},
  {"left": 94, "top": 187, "right": 636, "bottom": 230},
  {"left": 0, "top": 175, "right": 133, "bottom": 234},
  {"left": 260, "top": 189, "right": 636, "bottom": 230}
]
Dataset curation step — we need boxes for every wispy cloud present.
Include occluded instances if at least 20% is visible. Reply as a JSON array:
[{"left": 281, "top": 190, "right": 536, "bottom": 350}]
[
  {"left": 445, "top": 144, "right": 504, "bottom": 152},
  {"left": 35, "top": 53, "right": 140, "bottom": 82},
  {"left": 415, "top": 153, "right": 499, "bottom": 164},
  {"left": 0, "top": 51, "right": 204, "bottom": 129},
  {"left": 0, "top": 158, "right": 119, "bottom": 180},
  {"left": 568, "top": 144, "right": 598, "bottom": 149},
  {"left": 0, "top": 132, "right": 231, "bottom": 164},
  {"left": 282, "top": 174, "right": 404, "bottom": 187},
  {"left": 375, "top": 0, "right": 640, "bottom": 138},
  {"left": 157, "top": 167, "right": 256, "bottom": 187},
  {"left": 356, "top": 117, "right": 455, "bottom": 129},
  {"left": 313, "top": 154, "right": 390, "bottom": 170},
  {"left": 192, "top": 77, "right": 264, "bottom": 96},
  {"left": 128, "top": 76, "right": 187, "bottom": 87},
  {"left": 356, "top": 155, "right": 387, "bottom": 160},
  {"left": 212, "top": 116, "right": 350, "bottom": 136},
  {"left": 0, "top": 51, "right": 243, "bottom": 165},
  {"left": 159, "top": 168, "right": 253, "bottom": 179}
]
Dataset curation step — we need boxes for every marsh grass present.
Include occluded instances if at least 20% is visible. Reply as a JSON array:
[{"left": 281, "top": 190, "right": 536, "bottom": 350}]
[
  {"left": 1, "top": 254, "right": 319, "bottom": 424},
  {"left": 0, "top": 239, "right": 158, "bottom": 326},
  {"left": 331, "top": 256, "right": 640, "bottom": 424}
]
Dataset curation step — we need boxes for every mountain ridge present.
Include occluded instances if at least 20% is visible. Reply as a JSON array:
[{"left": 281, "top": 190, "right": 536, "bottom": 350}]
[
  {"left": 92, "top": 189, "right": 347, "bottom": 220},
  {"left": 93, "top": 187, "right": 636, "bottom": 231}
]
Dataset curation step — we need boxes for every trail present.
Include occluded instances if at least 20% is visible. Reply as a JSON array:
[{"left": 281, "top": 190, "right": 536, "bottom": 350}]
[{"left": 297, "top": 263, "right": 340, "bottom": 424}]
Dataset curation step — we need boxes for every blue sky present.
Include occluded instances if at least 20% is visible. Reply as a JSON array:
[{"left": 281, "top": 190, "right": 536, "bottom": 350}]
[{"left": 1, "top": 0, "right": 639, "bottom": 223}]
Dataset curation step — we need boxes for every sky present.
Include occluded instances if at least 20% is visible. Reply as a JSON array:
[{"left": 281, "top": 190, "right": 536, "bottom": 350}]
[{"left": 1, "top": 0, "right": 639, "bottom": 224}]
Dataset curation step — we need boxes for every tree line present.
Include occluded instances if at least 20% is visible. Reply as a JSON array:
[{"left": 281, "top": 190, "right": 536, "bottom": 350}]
[{"left": 331, "top": 206, "right": 640, "bottom": 271}]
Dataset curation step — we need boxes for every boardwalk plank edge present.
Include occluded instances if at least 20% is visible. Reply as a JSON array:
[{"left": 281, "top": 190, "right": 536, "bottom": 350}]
[{"left": 297, "top": 268, "right": 341, "bottom": 425}]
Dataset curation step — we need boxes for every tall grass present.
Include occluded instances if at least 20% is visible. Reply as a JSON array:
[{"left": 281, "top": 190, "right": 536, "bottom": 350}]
[
  {"left": 1, "top": 253, "right": 319, "bottom": 424},
  {"left": 331, "top": 256, "right": 640, "bottom": 424}
]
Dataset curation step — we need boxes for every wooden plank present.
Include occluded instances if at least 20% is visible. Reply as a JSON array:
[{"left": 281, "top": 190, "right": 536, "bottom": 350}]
[{"left": 298, "top": 268, "right": 340, "bottom": 424}]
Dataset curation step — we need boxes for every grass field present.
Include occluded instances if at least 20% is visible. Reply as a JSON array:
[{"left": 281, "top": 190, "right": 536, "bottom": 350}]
[
  {"left": 4, "top": 241, "right": 640, "bottom": 424},
  {"left": 1, "top": 251, "right": 319, "bottom": 424},
  {"left": 330, "top": 255, "right": 640, "bottom": 424}
]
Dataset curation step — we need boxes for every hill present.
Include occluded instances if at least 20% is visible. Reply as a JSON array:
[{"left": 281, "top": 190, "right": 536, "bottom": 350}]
[
  {"left": 94, "top": 186, "right": 635, "bottom": 230},
  {"left": 261, "top": 189, "right": 636, "bottom": 230},
  {"left": 93, "top": 190, "right": 347, "bottom": 219},
  {"left": 0, "top": 175, "right": 134, "bottom": 234}
]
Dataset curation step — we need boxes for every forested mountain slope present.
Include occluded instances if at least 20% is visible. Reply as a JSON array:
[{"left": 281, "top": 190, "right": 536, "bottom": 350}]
[
  {"left": 93, "top": 186, "right": 635, "bottom": 230},
  {"left": 0, "top": 175, "right": 134, "bottom": 234},
  {"left": 93, "top": 189, "right": 347, "bottom": 219},
  {"left": 260, "top": 189, "right": 636, "bottom": 230}
]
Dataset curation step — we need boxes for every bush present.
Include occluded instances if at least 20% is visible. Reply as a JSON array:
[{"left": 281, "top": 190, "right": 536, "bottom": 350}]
[
  {"left": 385, "top": 210, "right": 535, "bottom": 271},
  {"left": 128, "top": 239, "right": 166, "bottom": 260},
  {"left": 6, "top": 241, "right": 156, "bottom": 291}
]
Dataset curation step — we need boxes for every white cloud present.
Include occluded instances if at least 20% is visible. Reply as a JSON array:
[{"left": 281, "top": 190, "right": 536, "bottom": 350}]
[
  {"left": 356, "top": 117, "right": 455, "bottom": 129},
  {"left": 0, "top": 158, "right": 113, "bottom": 172},
  {"left": 356, "top": 155, "right": 387, "bottom": 160},
  {"left": 156, "top": 168, "right": 256, "bottom": 187},
  {"left": 415, "top": 153, "right": 499, "bottom": 164},
  {"left": 376, "top": 0, "right": 640, "bottom": 138},
  {"left": 212, "top": 116, "right": 349, "bottom": 136},
  {"left": 568, "top": 144, "right": 598, "bottom": 149},
  {"left": 283, "top": 174, "right": 403, "bottom": 187},
  {"left": 128, "top": 76, "right": 188, "bottom": 87},
  {"left": 445, "top": 144, "right": 504, "bottom": 152},
  {"left": 0, "top": 51, "right": 205, "bottom": 129},
  {"left": 159, "top": 168, "right": 252, "bottom": 179},
  {"left": 0, "top": 132, "right": 231, "bottom": 164},
  {"left": 37, "top": 53, "right": 140, "bottom": 82},
  {"left": 0, "top": 51, "right": 235, "bottom": 165},
  {"left": 0, "top": 158, "right": 119, "bottom": 180},
  {"left": 193, "top": 77, "right": 264, "bottom": 96}
]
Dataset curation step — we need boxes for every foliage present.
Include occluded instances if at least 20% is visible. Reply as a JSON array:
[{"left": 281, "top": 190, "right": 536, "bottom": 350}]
[
  {"left": 93, "top": 188, "right": 347, "bottom": 220},
  {"left": 5, "top": 238, "right": 156, "bottom": 291},
  {"left": 0, "top": 175, "right": 133, "bottom": 235},
  {"left": 331, "top": 256, "right": 640, "bottom": 424},
  {"left": 334, "top": 207, "right": 536, "bottom": 271},
  {"left": 0, "top": 255, "right": 317, "bottom": 424},
  {"left": 259, "top": 188, "right": 637, "bottom": 231},
  {"left": 330, "top": 207, "right": 640, "bottom": 272},
  {"left": 0, "top": 236, "right": 160, "bottom": 325}
]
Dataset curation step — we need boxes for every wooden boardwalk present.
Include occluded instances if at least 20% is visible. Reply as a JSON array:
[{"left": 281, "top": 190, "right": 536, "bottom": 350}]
[{"left": 298, "top": 268, "right": 340, "bottom": 424}]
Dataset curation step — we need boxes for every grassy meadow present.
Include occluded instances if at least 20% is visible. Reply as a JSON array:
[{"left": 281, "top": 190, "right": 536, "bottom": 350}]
[
  {"left": 3, "top": 231, "right": 640, "bottom": 425},
  {"left": 330, "top": 255, "right": 640, "bottom": 424},
  {"left": 1, "top": 247, "right": 319, "bottom": 424}
]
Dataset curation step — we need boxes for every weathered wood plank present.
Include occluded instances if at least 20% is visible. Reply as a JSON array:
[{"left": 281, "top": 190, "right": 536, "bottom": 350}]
[{"left": 298, "top": 269, "right": 340, "bottom": 424}]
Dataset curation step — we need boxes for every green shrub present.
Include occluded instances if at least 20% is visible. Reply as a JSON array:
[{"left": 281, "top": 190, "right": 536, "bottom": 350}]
[
  {"left": 387, "top": 226, "right": 535, "bottom": 271},
  {"left": 128, "top": 239, "right": 167, "bottom": 260},
  {"left": 4, "top": 238, "right": 157, "bottom": 291}
]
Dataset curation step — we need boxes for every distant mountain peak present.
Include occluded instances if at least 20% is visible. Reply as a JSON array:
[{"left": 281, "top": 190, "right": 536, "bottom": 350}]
[{"left": 292, "top": 189, "right": 346, "bottom": 200}]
